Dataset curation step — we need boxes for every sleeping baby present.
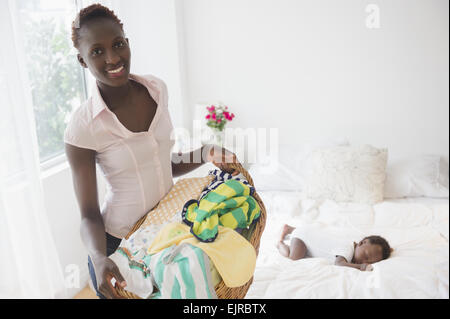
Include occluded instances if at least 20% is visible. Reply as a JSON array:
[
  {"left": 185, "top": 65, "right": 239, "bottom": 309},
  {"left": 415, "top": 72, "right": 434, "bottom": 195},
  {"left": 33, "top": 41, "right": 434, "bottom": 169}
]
[{"left": 277, "top": 223, "right": 392, "bottom": 271}]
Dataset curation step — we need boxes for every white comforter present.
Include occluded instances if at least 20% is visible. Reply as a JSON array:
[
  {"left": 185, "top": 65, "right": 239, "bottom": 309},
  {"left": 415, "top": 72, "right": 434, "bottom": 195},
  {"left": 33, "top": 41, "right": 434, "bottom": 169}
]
[{"left": 245, "top": 191, "right": 449, "bottom": 299}]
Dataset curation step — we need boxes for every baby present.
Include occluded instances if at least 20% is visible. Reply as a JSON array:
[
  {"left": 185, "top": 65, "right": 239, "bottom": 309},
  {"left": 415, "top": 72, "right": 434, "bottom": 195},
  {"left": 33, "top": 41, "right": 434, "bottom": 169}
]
[{"left": 277, "top": 224, "right": 392, "bottom": 271}]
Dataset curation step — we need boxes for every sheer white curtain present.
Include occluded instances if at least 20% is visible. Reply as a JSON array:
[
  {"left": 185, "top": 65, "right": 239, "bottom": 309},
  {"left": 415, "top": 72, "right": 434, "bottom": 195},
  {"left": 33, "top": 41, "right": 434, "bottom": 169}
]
[{"left": 0, "top": 0, "right": 66, "bottom": 298}]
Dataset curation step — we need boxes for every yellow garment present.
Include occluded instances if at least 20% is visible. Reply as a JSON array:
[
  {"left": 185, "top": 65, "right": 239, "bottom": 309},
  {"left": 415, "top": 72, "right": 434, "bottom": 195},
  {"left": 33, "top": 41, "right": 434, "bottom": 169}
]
[{"left": 148, "top": 222, "right": 256, "bottom": 288}]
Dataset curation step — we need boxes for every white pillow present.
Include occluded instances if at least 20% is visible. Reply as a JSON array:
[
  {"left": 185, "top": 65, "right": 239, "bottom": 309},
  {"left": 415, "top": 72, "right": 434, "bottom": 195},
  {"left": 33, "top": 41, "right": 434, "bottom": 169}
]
[
  {"left": 384, "top": 155, "right": 449, "bottom": 199},
  {"left": 248, "top": 138, "right": 349, "bottom": 192},
  {"left": 292, "top": 137, "right": 350, "bottom": 183},
  {"left": 248, "top": 162, "right": 302, "bottom": 192},
  {"left": 305, "top": 145, "right": 388, "bottom": 204}
]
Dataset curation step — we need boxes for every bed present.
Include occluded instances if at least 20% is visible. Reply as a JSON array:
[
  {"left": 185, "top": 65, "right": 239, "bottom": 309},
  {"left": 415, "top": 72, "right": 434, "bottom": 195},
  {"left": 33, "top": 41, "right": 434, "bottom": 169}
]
[
  {"left": 162, "top": 142, "right": 449, "bottom": 299},
  {"left": 237, "top": 141, "right": 449, "bottom": 299},
  {"left": 244, "top": 191, "right": 449, "bottom": 299}
]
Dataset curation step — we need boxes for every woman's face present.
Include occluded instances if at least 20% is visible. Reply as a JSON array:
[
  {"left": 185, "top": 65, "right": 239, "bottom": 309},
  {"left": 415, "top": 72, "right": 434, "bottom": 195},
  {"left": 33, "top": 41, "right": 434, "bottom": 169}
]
[{"left": 76, "top": 17, "right": 131, "bottom": 87}]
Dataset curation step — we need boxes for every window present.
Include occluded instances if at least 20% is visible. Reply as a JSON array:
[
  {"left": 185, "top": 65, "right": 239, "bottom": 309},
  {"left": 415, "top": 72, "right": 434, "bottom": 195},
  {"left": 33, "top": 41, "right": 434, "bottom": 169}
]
[{"left": 12, "top": 0, "right": 87, "bottom": 163}]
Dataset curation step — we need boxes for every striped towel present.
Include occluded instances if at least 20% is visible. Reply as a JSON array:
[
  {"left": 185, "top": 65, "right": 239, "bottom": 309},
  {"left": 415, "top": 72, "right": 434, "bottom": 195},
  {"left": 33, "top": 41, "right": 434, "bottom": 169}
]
[
  {"left": 146, "top": 243, "right": 217, "bottom": 299},
  {"left": 181, "top": 170, "right": 261, "bottom": 242}
]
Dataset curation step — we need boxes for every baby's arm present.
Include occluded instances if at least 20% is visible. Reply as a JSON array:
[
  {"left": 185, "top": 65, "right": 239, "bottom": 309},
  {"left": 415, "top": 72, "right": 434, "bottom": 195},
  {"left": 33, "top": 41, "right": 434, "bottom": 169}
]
[{"left": 335, "top": 256, "right": 373, "bottom": 271}]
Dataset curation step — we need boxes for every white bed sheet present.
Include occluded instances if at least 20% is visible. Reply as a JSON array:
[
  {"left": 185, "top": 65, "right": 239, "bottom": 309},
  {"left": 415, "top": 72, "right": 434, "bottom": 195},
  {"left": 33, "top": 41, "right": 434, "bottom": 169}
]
[{"left": 245, "top": 191, "right": 449, "bottom": 299}]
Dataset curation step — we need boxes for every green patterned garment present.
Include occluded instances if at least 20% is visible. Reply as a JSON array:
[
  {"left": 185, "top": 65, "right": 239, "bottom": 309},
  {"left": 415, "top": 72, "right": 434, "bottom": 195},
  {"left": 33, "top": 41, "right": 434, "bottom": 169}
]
[{"left": 182, "top": 179, "right": 261, "bottom": 242}]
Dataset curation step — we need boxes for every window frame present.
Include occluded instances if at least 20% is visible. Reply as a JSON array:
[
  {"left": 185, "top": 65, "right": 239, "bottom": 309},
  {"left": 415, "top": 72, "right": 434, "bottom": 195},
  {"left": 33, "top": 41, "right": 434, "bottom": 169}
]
[{"left": 38, "top": 0, "right": 89, "bottom": 174}]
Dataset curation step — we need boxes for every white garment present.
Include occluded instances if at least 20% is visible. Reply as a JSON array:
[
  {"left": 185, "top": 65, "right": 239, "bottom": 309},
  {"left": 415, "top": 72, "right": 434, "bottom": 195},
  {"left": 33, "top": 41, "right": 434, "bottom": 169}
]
[
  {"left": 109, "top": 250, "right": 155, "bottom": 299},
  {"left": 290, "top": 224, "right": 355, "bottom": 263},
  {"left": 148, "top": 243, "right": 218, "bottom": 299},
  {"left": 108, "top": 213, "right": 182, "bottom": 298},
  {"left": 64, "top": 74, "right": 175, "bottom": 238},
  {"left": 121, "top": 213, "right": 182, "bottom": 261}
]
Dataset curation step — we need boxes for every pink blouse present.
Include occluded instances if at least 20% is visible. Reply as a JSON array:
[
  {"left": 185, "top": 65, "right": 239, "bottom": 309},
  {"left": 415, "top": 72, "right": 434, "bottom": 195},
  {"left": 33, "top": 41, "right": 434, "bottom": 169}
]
[{"left": 64, "top": 74, "right": 175, "bottom": 238}]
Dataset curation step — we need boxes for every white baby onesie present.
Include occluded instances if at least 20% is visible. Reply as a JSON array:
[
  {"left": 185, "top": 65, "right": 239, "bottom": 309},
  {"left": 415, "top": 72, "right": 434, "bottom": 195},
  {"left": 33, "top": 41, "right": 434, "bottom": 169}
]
[
  {"left": 108, "top": 213, "right": 182, "bottom": 298},
  {"left": 289, "top": 224, "right": 355, "bottom": 263}
]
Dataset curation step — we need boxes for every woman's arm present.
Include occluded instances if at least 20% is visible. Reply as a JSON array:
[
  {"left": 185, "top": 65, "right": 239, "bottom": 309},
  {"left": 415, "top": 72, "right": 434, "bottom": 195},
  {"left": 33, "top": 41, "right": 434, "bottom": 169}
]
[
  {"left": 171, "top": 144, "right": 239, "bottom": 178},
  {"left": 171, "top": 144, "right": 212, "bottom": 178},
  {"left": 65, "top": 143, "right": 126, "bottom": 298}
]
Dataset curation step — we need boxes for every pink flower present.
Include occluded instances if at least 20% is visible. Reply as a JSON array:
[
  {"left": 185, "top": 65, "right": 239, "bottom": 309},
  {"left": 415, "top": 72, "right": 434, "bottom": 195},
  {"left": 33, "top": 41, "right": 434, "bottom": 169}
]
[
  {"left": 212, "top": 113, "right": 216, "bottom": 120},
  {"left": 206, "top": 114, "right": 211, "bottom": 119},
  {"left": 217, "top": 119, "right": 222, "bottom": 123},
  {"left": 225, "top": 111, "right": 235, "bottom": 121},
  {"left": 210, "top": 105, "right": 215, "bottom": 111}
]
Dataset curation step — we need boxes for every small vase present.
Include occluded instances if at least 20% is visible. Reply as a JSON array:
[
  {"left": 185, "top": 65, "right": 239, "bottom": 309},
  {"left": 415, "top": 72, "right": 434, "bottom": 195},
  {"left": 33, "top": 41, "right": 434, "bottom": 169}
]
[{"left": 210, "top": 128, "right": 224, "bottom": 147}]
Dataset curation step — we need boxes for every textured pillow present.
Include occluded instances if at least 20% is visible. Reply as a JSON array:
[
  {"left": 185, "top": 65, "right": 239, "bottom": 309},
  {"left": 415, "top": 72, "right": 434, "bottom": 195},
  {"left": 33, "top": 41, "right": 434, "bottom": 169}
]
[
  {"left": 248, "top": 138, "right": 349, "bottom": 191},
  {"left": 305, "top": 145, "right": 388, "bottom": 204}
]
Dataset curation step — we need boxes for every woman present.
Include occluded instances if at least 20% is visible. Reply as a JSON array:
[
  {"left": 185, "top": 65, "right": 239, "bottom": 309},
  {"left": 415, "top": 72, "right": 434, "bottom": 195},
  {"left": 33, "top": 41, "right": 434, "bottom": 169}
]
[{"left": 64, "top": 4, "right": 239, "bottom": 299}]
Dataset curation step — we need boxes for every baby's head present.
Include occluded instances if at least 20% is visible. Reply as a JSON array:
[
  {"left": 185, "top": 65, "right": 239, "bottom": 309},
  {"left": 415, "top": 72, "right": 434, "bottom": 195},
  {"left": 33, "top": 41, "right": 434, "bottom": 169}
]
[{"left": 353, "top": 235, "right": 392, "bottom": 264}]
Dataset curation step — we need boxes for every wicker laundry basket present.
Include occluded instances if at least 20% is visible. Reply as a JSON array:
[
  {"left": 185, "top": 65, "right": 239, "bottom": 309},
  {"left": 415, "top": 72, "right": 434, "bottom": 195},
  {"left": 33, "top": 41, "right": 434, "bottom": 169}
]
[{"left": 114, "top": 162, "right": 267, "bottom": 299}]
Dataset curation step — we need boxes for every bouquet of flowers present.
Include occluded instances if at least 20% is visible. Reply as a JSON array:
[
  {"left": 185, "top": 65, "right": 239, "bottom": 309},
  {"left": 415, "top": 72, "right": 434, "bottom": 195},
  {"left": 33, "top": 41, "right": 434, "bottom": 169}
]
[{"left": 205, "top": 103, "right": 235, "bottom": 132}]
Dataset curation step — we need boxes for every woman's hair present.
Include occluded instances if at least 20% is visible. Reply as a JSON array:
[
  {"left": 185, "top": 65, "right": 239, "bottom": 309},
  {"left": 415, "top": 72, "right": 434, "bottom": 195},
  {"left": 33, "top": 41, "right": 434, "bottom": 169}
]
[
  {"left": 71, "top": 3, "right": 124, "bottom": 49},
  {"left": 363, "top": 235, "right": 392, "bottom": 260}
]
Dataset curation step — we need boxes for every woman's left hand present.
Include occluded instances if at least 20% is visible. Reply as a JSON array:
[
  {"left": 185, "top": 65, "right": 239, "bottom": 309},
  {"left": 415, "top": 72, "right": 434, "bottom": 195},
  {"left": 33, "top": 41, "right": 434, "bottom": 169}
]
[{"left": 205, "top": 144, "right": 240, "bottom": 176}]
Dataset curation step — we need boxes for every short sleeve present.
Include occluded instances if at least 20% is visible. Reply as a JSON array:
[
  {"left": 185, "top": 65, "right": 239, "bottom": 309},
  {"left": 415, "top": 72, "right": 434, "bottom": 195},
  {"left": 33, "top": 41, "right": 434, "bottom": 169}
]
[
  {"left": 142, "top": 74, "right": 169, "bottom": 108},
  {"left": 332, "top": 243, "right": 355, "bottom": 263},
  {"left": 64, "top": 107, "right": 97, "bottom": 151},
  {"left": 158, "top": 78, "right": 168, "bottom": 106}
]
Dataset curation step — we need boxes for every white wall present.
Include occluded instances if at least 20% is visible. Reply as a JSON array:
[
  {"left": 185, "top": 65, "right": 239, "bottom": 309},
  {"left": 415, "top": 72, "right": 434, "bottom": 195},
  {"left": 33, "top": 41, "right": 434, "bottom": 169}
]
[
  {"left": 115, "top": 0, "right": 187, "bottom": 130},
  {"left": 178, "top": 0, "right": 449, "bottom": 160}
]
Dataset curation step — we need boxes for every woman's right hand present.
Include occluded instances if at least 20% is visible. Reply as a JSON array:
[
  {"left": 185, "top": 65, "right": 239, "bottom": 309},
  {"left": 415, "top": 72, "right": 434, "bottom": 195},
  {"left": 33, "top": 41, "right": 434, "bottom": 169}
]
[{"left": 92, "top": 256, "right": 127, "bottom": 299}]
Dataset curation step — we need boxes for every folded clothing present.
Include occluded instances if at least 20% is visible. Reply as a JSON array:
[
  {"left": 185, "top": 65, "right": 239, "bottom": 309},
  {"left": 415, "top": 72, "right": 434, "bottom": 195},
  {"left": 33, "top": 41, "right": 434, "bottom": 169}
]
[
  {"left": 148, "top": 222, "right": 256, "bottom": 288},
  {"left": 108, "top": 169, "right": 257, "bottom": 297},
  {"left": 107, "top": 174, "right": 222, "bottom": 298},
  {"left": 147, "top": 243, "right": 217, "bottom": 299}
]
